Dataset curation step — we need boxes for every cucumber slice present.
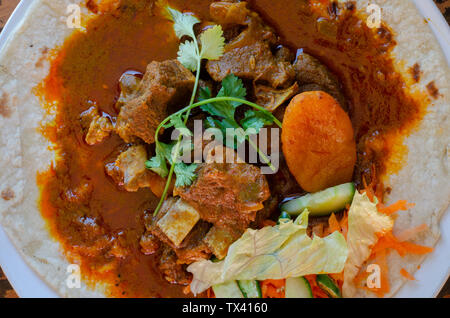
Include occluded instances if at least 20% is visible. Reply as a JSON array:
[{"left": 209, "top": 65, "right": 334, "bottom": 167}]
[
  {"left": 285, "top": 277, "right": 313, "bottom": 298},
  {"left": 237, "top": 280, "right": 262, "bottom": 298},
  {"left": 277, "top": 211, "right": 292, "bottom": 224},
  {"left": 316, "top": 274, "right": 342, "bottom": 298},
  {"left": 212, "top": 281, "right": 244, "bottom": 298},
  {"left": 281, "top": 183, "right": 356, "bottom": 217}
]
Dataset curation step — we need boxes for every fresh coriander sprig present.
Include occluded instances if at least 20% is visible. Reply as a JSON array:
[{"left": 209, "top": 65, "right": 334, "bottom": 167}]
[
  {"left": 198, "top": 75, "right": 280, "bottom": 172},
  {"left": 155, "top": 96, "right": 282, "bottom": 139},
  {"left": 153, "top": 88, "right": 283, "bottom": 173},
  {"left": 149, "top": 84, "right": 283, "bottom": 214},
  {"left": 148, "top": 4, "right": 225, "bottom": 215}
]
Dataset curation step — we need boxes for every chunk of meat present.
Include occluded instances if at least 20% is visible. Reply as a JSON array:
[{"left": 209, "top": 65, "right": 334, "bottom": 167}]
[
  {"left": 203, "top": 226, "right": 242, "bottom": 260},
  {"left": 115, "top": 72, "right": 141, "bottom": 110},
  {"left": 210, "top": 1, "right": 250, "bottom": 25},
  {"left": 298, "top": 83, "right": 324, "bottom": 94},
  {"left": 173, "top": 221, "right": 211, "bottom": 264},
  {"left": 116, "top": 60, "right": 195, "bottom": 144},
  {"left": 67, "top": 215, "right": 113, "bottom": 259},
  {"left": 139, "top": 232, "right": 160, "bottom": 255},
  {"left": 109, "top": 236, "right": 129, "bottom": 259},
  {"left": 144, "top": 198, "right": 211, "bottom": 264},
  {"left": 158, "top": 245, "right": 192, "bottom": 285},
  {"left": 156, "top": 198, "right": 201, "bottom": 247},
  {"left": 294, "top": 52, "right": 347, "bottom": 109},
  {"left": 105, "top": 145, "right": 160, "bottom": 192},
  {"left": 80, "top": 106, "right": 113, "bottom": 145},
  {"left": 255, "top": 82, "right": 299, "bottom": 112},
  {"left": 152, "top": 221, "right": 211, "bottom": 264},
  {"left": 207, "top": 3, "right": 295, "bottom": 88},
  {"left": 177, "top": 162, "right": 270, "bottom": 232},
  {"left": 275, "top": 45, "right": 295, "bottom": 64},
  {"left": 86, "top": 117, "right": 114, "bottom": 145}
]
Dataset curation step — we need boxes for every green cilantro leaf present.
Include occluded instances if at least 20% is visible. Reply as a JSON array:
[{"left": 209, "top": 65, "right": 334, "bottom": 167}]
[
  {"left": 205, "top": 116, "right": 239, "bottom": 133},
  {"left": 219, "top": 74, "right": 247, "bottom": 107},
  {"left": 200, "top": 75, "right": 249, "bottom": 149},
  {"left": 206, "top": 117, "right": 246, "bottom": 149},
  {"left": 240, "top": 109, "right": 275, "bottom": 133},
  {"left": 169, "top": 114, "right": 192, "bottom": 137},
  {"left": 178, "top": 40, "right": 199, "bottom": 71},
  {"left": 200, "top": 74, "right": 247, "bottom": 119},
  {"left": 200, "top": 25, "right": 225, "bottom": 60},
  {"left": 146, "top": 142, "right": 171, "bottom": 177},
  {"left": 165, "top": 7, "right": 200, "bottom": 39},
  {"left": 174, "top": 162, "right": 198, "bottom": 187},
  {"left": 198, "top": 86, "right": 212, "bottom": 101},
  {"left": 146, "top": 155, "right": 167, "bottom": 177},
  {"left": 162, "top": 6, "right": 225, "bottom": 73},
  {"left": 147, "top": 138, "right": 197, "bottom": 188},
  {"left": 201, "top": 75, "right": 277, "bottom": 150}
]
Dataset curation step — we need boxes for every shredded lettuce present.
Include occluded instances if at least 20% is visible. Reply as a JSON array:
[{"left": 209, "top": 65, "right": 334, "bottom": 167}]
[
  {"left": 188, "top": 210, "right": 348, "bottom": 294},
  {"left": 342, "top": 192, "right": 394, "bottom": 298}
]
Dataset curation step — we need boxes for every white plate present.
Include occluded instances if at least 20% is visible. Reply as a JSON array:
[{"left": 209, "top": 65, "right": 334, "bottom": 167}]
[{"left": 0, "top": 0, "right": 448, "bottom": 298}]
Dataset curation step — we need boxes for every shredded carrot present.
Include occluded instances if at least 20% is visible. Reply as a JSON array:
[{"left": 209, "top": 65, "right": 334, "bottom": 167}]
[
  {"left": 261, "top": 279, "right": 285, "bottom": 298},
  {"left": 206, "top": 287, "right": 215, "bottom": 298},
  {"left": 264, "top": 279, "right": 285, "bottom": 289},
  {"left": 324, "top": 210, "right": 348, "bottom": 238},
  {"left": 396, "top": 223, "right": 428, "bottom": 242},
  {"left": 400, "top": 268, "right": 415, "bottom": 281},
  {"left": 329, "top": 272, "right": 344, "bottom": 290},
  {"left": 372, "top": 232, "right": 434, "bottom": 257},
  {"left": 328, "top": 213, "right": 340, "bottom": 233},
  {"left": 397, "top": 240, "right": 434, "bottom": 255},
  {"left": 363, "top": 187, "right": 375, "bottom": 203},
  {"left": 372, "top": 249, "right": 390, "bottom": 297},
  {"left": 354, "top": 177, "right": 433, "bottom": 298},
  {"left": 329, "top": 272, "right": 343, "bottom": 283},
  {"left": 362, "top": 165, "right": 385, "bottom": 204},
  {"left": 339, "top": 211, "right": 348, "bottom": 239},
  {"left": 362, "top": 172, "right": 376, "bottom": 202},
  {"left": 362, "top": 226, "right": 433, "bottom": 297},
  {"left": 304, "top": 275, "right": 329, "bottom": 298},
  {"left": 377, "top": 200, "right": 415, "bottom": 216},
  {"left": 374, "top": 182, "right": 384, "bottom": 203},
  {"left": 353, "top": 269, "right": 369, "bottom": 287}
]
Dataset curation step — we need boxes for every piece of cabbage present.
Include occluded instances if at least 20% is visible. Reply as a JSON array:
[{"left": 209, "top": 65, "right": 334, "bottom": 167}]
[
  {"left": 188, "top": 210, "right": 348, "bottom": 295},
  {"left": 342, "top": 192, "right": 394, "bottom": 298}
]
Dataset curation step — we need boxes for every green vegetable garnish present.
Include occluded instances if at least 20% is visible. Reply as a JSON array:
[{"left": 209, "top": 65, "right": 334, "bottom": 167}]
[
  {"left": 148, "top": 4, "right": 225, "bottom": 215},
  {"left": 278, "top": 211, "right": 292, "bottom": 223},
  {"left": 200, "top": 74, "right": 278, "bottom": 171},
  {"left": 148, "top": 4, "right": 282, "bottom": 216},
  {"left": 187, "top": 210, "right": 348, "bottom": 295},
  {"left": 316, "top": 274, "right": 342, "bottom": 298}
]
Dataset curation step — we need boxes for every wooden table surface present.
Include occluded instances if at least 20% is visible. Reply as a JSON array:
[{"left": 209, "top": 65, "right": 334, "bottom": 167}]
[{"left": 0, "top": 0, "right": 449, "bottom": 299}]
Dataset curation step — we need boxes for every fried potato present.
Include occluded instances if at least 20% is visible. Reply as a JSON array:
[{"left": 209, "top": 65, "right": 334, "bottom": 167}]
[{"left": 281, "top": 91, "right": 356, "bottom": 192}]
